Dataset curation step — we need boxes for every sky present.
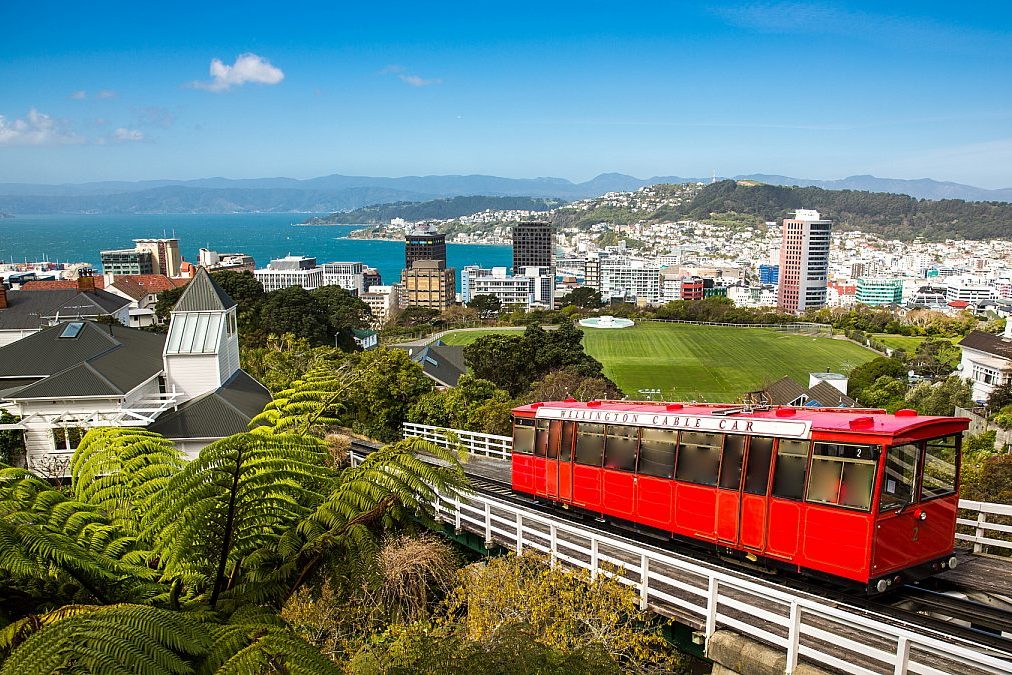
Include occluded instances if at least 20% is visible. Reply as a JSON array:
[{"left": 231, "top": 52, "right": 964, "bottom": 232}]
[{"left": 1, "top": 1, "right": 1011, "bottom": 187}]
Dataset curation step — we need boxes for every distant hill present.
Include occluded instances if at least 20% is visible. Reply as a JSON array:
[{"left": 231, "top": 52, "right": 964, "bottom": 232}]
[
  {"left": 0, "top": 171, "right": 1009, "bottom": 214},
  {"left": 687, "top": 181, "right": 1012, "bottom": 240},
  {"left": 304, "top": 195, "right": 567, "bottom": 225},
  {"left": 735, "top": 174, "right": 1012, "bottom": 203}
]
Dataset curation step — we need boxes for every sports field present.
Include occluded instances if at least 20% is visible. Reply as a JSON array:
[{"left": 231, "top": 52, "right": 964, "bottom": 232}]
[{"left": 438, "top": 323, "right": 876, "bottom": 401}]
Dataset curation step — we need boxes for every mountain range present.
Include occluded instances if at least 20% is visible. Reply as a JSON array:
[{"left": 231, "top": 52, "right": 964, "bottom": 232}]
[{"left": 0, "top": 172, "right": 1009, "bottom": 214}]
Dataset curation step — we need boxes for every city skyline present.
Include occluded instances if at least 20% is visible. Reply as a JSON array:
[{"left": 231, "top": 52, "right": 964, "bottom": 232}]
[{"left": 2, "top": 1, "right": 1011, "bottom": 187}]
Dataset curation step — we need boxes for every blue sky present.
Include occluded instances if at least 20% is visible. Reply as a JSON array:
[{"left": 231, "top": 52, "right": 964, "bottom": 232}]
[{"left": 1, "top": 1, "right": 1011, "bottom": 187}]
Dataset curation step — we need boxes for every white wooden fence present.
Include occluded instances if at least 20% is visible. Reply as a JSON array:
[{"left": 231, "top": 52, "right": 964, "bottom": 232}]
[
  {"left": 957, "top": 500, "right": 1012, "bottom": 554},
  {"left": 404, "top": 423, "right": 1012, "bottom": 555},
  {"left": 352, "top": 446, "right": 1012, "bottom": 674},
  {"left": 402, "top": 422, "right": 512, "bottom": 460}
]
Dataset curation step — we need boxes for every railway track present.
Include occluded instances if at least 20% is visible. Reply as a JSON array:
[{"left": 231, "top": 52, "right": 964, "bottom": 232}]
[{"left": 348, "top": 440, "right": 1012, "bottom": 657}]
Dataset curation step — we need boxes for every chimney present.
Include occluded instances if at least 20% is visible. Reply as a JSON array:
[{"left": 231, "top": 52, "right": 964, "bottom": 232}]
[
  {"left": 77, "top": 270, "right": 96, "bottom": 293},
  {"left": 0, "top": 285, "right": 7, "bottom": 310}
]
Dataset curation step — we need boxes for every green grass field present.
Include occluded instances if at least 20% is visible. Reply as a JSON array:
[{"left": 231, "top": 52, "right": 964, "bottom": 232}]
[
  {"left": 870, "top": 333, "right": 960, "bottom": 352},
  {"left": 438, "top": 323, "right": 877, "bottom": 401}
]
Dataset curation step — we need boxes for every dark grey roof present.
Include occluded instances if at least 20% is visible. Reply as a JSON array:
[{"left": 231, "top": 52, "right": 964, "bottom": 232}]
[
  {"left": 959, "top": 330, "right": 1012, "bottom": 359},
  {"left": 0, "top": 289, "right": 130, "bottom": 330},
  {"left": 755, "top": 376, "right": 808, "bottom": 406},
  {"left": 0, "top": 321, "right": 164, "bottom": 398},
  {"left": 397, "top": 340, "right": 467, "bottom": 387},
  {"left": 148, "top": 370, "right": 271, "bottom": 439},
  {"left": 807, "top": 381, "right": 857, "bottom": 408},
  {"left": 172, "top": 267, "right": 235, "bottom": 312}
]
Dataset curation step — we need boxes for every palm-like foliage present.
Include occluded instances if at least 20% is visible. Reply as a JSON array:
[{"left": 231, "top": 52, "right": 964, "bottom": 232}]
[{"left": 0, "top": 356, "right": 469, "bottom": 672}]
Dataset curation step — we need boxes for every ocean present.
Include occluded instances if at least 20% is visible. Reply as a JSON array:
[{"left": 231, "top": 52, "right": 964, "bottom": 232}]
[{"left": 0, "top": 214, "right": 512, "bottom": 287}]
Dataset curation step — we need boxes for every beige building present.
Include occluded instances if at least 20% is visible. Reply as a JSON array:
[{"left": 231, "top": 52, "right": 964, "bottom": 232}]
[
  {"left": 134, "top": 238, "right": 182, "bottom": 278},
  {"left": 361, "top": 285, "right": 400, "bottom": 327},
  {"left": 401, "top": 260, "right": 456, "bottom": 311}
]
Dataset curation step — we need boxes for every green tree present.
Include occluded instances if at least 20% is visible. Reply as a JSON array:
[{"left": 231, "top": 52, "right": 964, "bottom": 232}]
[
  {"left": 241, "top": 333, "right": 344, "bottom": 393},
  {"left": 394, "top": 306, "right": 440, "bottom": 328},
  {"left": 259, "top": 286, "right": 333, "bottom": 346},
  {"left": 210, "top": 269, "right": 264, "bottom": 307},
  {"left": 910, "top": 338, "right": 961, "bottom": 379},
  {"left": 848, "top": 357, "right": 909, "bottom": 402},
  {"left": 0, "top": 410, "right": 23, "bottom": 465},
  {"left": 466, "top": 294, "right": 503, "bottom": 319},
  {"left": 559, "top": 286, "right": 603, "bottom": 309},
  {"left": 987, "top": 380, "right": 1012, "bottom": 411},
  {"left": 311, "top": 285, "right": 373, "bottom": 351},
  {"left": 154, "top": 285, "right": 186, "bottom": 321},
  {"left": 407, "top": 375, "right": 515, "bottom": 436},
  {"left": 527, "top": 367, "right": 622, "bottom": 403},
  {"left": 904, "top": 377, "right": 972, "bottom": 416},
  {"left": 859, "top": 375, "right": 909, "bottom": 411}
]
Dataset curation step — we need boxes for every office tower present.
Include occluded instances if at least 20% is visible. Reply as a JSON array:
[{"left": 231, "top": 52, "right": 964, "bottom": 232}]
[
  {"left": 134, "top": 238, "right": 181, "bottom": 278},
  {"left": 401, "top": 260, "right": 456, "bottom": 311},
  {"left": 405, "top": 227, "right": 447, "bottom": 269},
  {"left": 776, "top": 210, "right": 831, "bottom": 313},
  {"left": 512, "top": 221, "right": 553, "bottom": 270}
]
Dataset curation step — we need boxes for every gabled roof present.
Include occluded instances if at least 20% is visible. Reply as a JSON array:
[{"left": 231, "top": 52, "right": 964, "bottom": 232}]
[
  {"left": 0, "top": 289, "right": 130, "bottom": 330},
  {"left": 396, "top": 340, "right": 467, "bottom": 387},
  {"left": 109, "top": 275, "right": 188, "bottom": 301},
  {"left": 748, "top": 375, "right": 856, "bottom": 408},
  {"left": 171, "top": 267, "right": 235, "bottom": 312},
  {"left": 148, "top": 370, "right": 271, "bottom": 439},
  {"left": 959, "top": 330, "right": 1012, "bottom": 360},
  {"left": 807, "top": 381, "right": 857, "bottom": 408},
  {"left": 757, "top": 376, "right": 808, "bottom": 406},
  {"left": 0, "top": 321, "right": 164, "bottom": 398}
]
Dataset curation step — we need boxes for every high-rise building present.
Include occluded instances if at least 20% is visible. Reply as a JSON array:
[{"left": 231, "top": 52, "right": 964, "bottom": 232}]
[
  {"left": 512, "top": 221, "right": 553, "bottom": 270},
  {"left": 361, "top": 285, "right": 400, "bottom": 327},
  {"left": 758, "top": 264, "right": 780, "bottom": 285},
  {"left": 776, "top": 210, "right": 832, "bottom": 314},
  {"left": 322, "top": 262, "right": 365, "bottom": 295},
  {"left": 404, "top": 227, "right": 446, "bottom": 269},
  {"left": 362, "top": 267, "right": 382, "bottom": 291},
  {"left": 459, "top": 265, "right": 556, "bottom": 310},
  {"left": 401, "top": 260, "right": 456, "bottom": 311},
  {"left": 134, "top": 239, "right": 181, "bottom": 278},
  {"left": 101, "top": 248, "right": 154, "bottom": 276}
]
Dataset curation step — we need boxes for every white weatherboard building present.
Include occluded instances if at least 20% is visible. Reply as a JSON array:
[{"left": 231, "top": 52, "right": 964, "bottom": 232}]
[
  {"left": 957, "top": 326, "right": 1012, "bottom": 403},
  {"left": 0, "top": 268, "right": 271, "bottom": 472}
]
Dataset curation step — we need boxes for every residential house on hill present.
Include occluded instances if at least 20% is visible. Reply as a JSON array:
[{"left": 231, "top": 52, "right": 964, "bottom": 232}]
[
  {"left": 957, "top": 327, "right": 1012, "bottom": 403},
  {"left": 0, "top": 275, "right": 131, "bottom": 347},
  {"left": 0, "top": 267, "right": 271, "bottom": 474},
  {"left": 745, "top": 374, "right": 857, "bottom": 408}
]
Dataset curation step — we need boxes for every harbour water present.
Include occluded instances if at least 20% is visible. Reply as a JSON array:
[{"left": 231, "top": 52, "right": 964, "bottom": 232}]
[{"left": 0, "top": 214, "right": 512, "bottom": 287}]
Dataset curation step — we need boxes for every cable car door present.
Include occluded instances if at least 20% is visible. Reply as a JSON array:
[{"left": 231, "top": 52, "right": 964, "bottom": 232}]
[
  {"left": 545, "top": 419, "right": 563, "bottom": 498},
  {"left": 558, "top": 421, "right": 575, "bottom": 501},
  {"left": 739, "top": 437, "right": 775, "bottom": 552}
]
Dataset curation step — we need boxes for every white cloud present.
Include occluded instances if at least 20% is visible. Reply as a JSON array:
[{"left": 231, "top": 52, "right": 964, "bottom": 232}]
[
  {"left": 0, "top": 109, "right": 82, "bottom": 146},
  {"left": 190, "top": 52, "right": 285, "bottom": 92},
  {"left": 113, "top": 127, "right": 145, "bottom": 142},
  {"left": 96, "top": 90, "right": 117, "bottom": 99},
  {"left": 380, "top": 64, "right": 442, "bottom": 87},
  {"left": 69, "top": 90, "right": 87, "bottom": 100}
]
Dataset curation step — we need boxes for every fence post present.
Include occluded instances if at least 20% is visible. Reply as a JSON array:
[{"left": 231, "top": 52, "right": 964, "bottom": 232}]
[
  {"left": 549, "top": 524, "right": 558, "bottom": 567},
  {"left": 454, "top": 496, "right": 462, "bottom": 534},
  {"left": 515, "top": 512, "right": 523, "bottom": 554},
  {"left": 893, "top": 636, "right": 910, "bottom": 675},
  {"left": 484, "top": 501, "right": 493, "bottom": 547},
  {"left": 590, "top": 538, "right": 599, "bottom": 579},
  {"left": 975, "top": 511, "right": 987, "bottom": 554},
  {"left": 705, "top": 577, "right": 718, "bottom": 641},
  {"left": 786, "top": 601, "right": 801, "bottom": 674},
  {"left": 640, "top": 554, "right": 650, "bottom": 610}
]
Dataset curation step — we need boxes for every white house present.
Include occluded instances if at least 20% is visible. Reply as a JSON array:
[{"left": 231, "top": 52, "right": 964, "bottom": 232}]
[
  {"left": 0, "top": 268, "right": 271, "bottom": 473},
  {"left": 957, "top": 326, "right": 1012, "bottom": 403}
]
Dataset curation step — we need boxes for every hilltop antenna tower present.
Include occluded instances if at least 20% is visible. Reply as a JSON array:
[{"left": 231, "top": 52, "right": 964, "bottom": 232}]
[{"left": 711, "top": 169, "right": 717, "bottom": 184}]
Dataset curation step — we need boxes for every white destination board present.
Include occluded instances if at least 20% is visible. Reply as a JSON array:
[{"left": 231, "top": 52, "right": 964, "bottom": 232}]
[{"left": 533, "top": 406, "right": 812, "bottom": 439}]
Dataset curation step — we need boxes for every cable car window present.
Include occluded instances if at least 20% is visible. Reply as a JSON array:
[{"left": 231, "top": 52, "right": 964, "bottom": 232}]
[
  {"left": 880, "top": 443, "right": 920, "bottom": 511},
  {"left": 719, "top": 435, "right": 745, "bottom": 489},
  {"left": 559, "top": 422, "right": 576, "bottom": 462},
  {"left": 772, "top": 440, "right": 811, "bottom": 500},
  {"left": 638, "top": 428, "right": 677, "bottom": 478},
  {"left": 513, "top": 419, "right": 535, "bottom": 454},
  {"left": 547, "top": 420, "right": 562, "bottom": 460},
  {"left": 534, "top": 419, "right": 549, "bottom": 458},
  {"left": 575, "top": 423, "right": 605, "bottom": 466},
  {"left": 744, "top": 437, "right": 774, "bottom": 495},
  {"left": 807, "top": 443, "right": 877, "bottom": 511},
  {"left": 675, "top": 432, "right": 722, "bottom": 486},
  {"left": 921, "top": 436, "right": 958, "bottom": 500},
  {"left": 604, "top": 425, "right": 639, "bottom": 472}
]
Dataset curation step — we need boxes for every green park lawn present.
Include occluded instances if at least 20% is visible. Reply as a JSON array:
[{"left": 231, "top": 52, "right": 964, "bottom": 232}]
[{"left": 438, "top": 323, "right": 877, "bottom": 402}]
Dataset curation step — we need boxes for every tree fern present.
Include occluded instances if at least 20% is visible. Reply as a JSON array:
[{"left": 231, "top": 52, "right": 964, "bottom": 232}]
[
  {"left": 70, "top": 428, "right": 184, "bottom": 535},
  {"left": 142, "top": 432, "right": 335, "bottom": 607},
  {"left": 0, "top": 604, "right": 212, "bottom": 675}
]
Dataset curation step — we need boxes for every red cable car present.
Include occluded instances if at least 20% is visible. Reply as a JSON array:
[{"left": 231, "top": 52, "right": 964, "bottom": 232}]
[{"left": 511, "top": 400, "right": 969, "bottom": 593}]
